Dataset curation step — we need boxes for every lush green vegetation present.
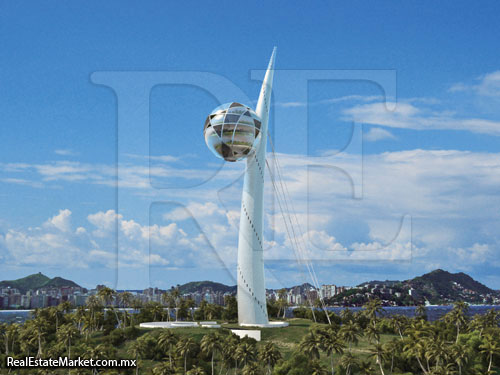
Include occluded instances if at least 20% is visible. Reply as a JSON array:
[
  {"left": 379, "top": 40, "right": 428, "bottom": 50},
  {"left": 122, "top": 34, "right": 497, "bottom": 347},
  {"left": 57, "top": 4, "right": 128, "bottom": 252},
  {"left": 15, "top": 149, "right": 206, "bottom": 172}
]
[{"left": 0, "top": 289, "right": 499, "bottom": 375}]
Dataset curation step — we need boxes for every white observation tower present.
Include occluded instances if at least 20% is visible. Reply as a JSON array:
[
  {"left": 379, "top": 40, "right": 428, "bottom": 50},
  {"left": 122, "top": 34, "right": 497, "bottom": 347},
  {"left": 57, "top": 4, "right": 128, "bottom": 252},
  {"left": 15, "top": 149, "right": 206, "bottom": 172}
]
[{"left": 204, "top": 48, "right": 286, "bottom": 327}]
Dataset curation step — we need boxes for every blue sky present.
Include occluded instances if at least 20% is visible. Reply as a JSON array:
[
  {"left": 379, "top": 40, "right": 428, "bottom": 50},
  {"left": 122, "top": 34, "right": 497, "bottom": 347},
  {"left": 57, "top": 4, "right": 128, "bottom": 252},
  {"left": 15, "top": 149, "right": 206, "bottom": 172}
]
[{"left": 1, "top": 1, "right": 500, "bottom": 290}]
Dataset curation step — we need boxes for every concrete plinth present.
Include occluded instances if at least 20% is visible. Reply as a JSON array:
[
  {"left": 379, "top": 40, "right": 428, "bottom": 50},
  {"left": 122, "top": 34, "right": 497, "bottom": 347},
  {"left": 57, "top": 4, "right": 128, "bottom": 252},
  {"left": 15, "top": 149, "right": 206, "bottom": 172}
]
[{"left": 239, "top": 321, "right": 289, "bottom": 328}]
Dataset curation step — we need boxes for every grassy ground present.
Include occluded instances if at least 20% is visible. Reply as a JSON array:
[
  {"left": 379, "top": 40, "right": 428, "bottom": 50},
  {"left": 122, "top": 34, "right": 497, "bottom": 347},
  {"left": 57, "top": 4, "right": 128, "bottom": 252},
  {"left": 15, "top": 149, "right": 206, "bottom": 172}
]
[{"left": 108, "top": 318, "right": 400, "bottom": 372}]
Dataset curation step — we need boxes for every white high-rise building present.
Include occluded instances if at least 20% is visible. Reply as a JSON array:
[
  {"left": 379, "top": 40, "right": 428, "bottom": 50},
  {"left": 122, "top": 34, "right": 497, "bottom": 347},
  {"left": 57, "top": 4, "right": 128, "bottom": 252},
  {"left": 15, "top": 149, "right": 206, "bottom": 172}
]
[{"left": 320, "top": 284, "right": 338, "bottom": 299}]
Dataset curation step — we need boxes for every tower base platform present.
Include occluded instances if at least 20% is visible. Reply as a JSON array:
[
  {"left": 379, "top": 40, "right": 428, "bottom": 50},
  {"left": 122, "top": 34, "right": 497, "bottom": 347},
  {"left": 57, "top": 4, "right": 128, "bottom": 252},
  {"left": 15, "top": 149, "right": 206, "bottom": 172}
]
[
  {"left": 140, "top": 321, "right": 219, "bottom": 329},
  {"left": 239, "top": 321, "right": 289, "bottom": 328}
]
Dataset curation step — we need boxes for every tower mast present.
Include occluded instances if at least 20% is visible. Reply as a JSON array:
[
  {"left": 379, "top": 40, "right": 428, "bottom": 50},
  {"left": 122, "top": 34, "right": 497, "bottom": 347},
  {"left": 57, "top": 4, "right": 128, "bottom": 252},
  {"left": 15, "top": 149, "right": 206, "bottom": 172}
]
[{"left": 237, "top": 48, "right": 276, "bottom": 326}]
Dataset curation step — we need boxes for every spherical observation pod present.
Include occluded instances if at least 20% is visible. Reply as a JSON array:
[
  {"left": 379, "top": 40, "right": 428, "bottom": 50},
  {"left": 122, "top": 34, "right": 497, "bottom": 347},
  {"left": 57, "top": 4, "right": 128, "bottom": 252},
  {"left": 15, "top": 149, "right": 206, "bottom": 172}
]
[{"left": 204, "top": 102, "right": 262, "bottom": 162}]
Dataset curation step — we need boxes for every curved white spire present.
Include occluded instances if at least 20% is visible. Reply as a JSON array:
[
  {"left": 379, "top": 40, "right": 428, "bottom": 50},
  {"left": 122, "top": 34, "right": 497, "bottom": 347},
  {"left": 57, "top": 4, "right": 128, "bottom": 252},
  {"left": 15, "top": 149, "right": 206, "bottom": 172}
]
[{"left": 237, "top": 48, "right": 277, "bottom": 326}]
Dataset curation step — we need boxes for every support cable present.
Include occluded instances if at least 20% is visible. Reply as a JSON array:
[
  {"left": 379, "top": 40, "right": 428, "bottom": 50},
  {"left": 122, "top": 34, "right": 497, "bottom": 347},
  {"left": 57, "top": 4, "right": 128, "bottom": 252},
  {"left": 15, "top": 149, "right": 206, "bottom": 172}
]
[
  {"left": 266, "top": 136, "right": 332, "bottom": 324},
  {"left": 264, "top": 156, "right": 317, "bottom": 321}
]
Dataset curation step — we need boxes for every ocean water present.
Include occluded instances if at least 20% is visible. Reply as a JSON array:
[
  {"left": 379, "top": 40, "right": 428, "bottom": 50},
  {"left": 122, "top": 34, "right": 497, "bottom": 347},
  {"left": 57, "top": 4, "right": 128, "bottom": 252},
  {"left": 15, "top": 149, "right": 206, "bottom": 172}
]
[
  {"left": 0, "top": 310, "right": 32, "bottom": 324},
  {"left": 323, "top": 305, "right": 500, "bottom": 322},
  {"left": 1, "top": 305, "right": 499, "bottom": 324}
]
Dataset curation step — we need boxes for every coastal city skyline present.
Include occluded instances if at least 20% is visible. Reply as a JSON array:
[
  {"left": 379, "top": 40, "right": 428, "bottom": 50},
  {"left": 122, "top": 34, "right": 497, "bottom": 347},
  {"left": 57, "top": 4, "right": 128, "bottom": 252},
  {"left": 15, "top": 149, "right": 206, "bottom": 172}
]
[
  {"left": 1, "top": 1, "right": 500, "bottom": 291},
  {"left": 0, "top": 270, "right": 356, "bottom": 310},
  {"left": 1, "top": 268, "right": 499, "bottom": 311}
]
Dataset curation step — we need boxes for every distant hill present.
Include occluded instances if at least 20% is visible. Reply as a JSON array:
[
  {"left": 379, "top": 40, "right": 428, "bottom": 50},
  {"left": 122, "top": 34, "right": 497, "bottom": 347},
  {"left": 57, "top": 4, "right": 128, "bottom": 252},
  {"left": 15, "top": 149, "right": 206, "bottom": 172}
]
[
  {"left": 171, "top": 281, "right": 318, "bottom": 296},
  {"left": 176, "top": 281, "right": 236, "bottom": 294},
  {"left": 332, "top": 269, "right": 498, "bottom": 306},
  {"left": 42, "top": 276, "right": 80, "bottom": 289},
  {"left": 0, "top": 273, "right": 81, "bottom": 294},
  {"left": 407, "top": 269, "right": 493, "bottom": 300},
  {"left": 0, "top": 273, "right": 50, "bottom": 293}
]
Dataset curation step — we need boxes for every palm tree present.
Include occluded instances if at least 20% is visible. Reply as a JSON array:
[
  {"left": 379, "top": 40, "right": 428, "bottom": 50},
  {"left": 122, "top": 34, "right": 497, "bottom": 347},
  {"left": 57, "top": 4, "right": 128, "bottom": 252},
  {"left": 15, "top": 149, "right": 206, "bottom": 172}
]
[
  {"left": 339, "top": 352, "right": 358, "bottom": 375},
  {"left": 470, "top": 309, "right": 499, "bottom": 338},
  {"left": 151, "top": 303, "right": 164, "bottom": 321},
  {"left": 258, "top": 342, "right": 282, "bottom": 375},
  {"left": 299, "top": 331, "right": 322, "bottom": 360},
  {"left": 7, "top": 323, "right": 19, "bottom": 355},
  {"left": 365, "top": 324, "right": 380, "bottom": 344},
  {"left": 429, "top": 363, "right": 457, "bottom": 375},
  {"left": 390, "top": 315, "right": 407, "bottom": 340},
  {"left": 358, "top": 360, "right": 374, "bottom": 375},
  {"left": 107, "top": 306, "right": 122, "bottom": 328},
  {"left": 59, "top": 301, "right": 73, "bottom": 314},
  {"left": 57, "top": 323, "right": 79, "bottom": 359},
  {"left": 319, "top": 327, "right": 345, "bottom": 375},
  {"left": 127, "top": 339, "right": 146, "bottom": 375},
  {"left": 480, "top": 334, "right": 500, "bottom": 373},
  {"left": 158, "top": 329, "right": 178, "bottom": 366},
  {"left": 119, "top": 291, "right": 132, "bottom": 308},
  {"left": 51, "top": 301, "right": 72, "bottom": 332},
  {"left": 340, "top": 307, "right": 353, "bottom": 324},
  {"left": 131, "top": 297, "right": 143, "bottom": 312},
  {"left": 97, "top": 287, "right": 115, "bottom": 306},
  {"left": 32, "top": 316, "right": 48, "bottom": 358},
  {"left": 340, "top": 321, "right": 361, "bottom": 352},
  {"left": 426, "top": 337, "right": 449, "bottom": 371},
  {"left": 101, "top": 370, "right": 121, "bottom": 375},
  {"left": 171, "top": 288, "right": 181, "bottom": 321},
  {"left": 220, "top": 333, "right": 239, "bottom": 374},
  {"left": 235, "top": 342, "right": 256, "bottom": 368},
  {"left": 48, "top": 306, "right": 62, "bottom": 332},
  {"left": 19, "top": 323, "right": 37, "bottom": 357},
  {"left": 363, "top": 298, "right": 383, "bottom": 325},
  {"left": 81, "top": 314, "right": 94, "bottom": 340},
  {"left": 0, "top": 324, "right": 6, "bottom": 355},
  {"left": 383, "top": 338, "right": 401, "bottom": 374},
  {"left": 84, "top": 344, "right": 108, "bottom": 375},
  {"left": 35, "top": 368, "right": 55, "bottom": 375},
  {"left": 184, "top": 298, "right": 196, "bottom": 321},
  {"left": 152, "top": 362, "right": 177, "bottom": 375},
  {"left": 276, "top": 289, "right": 287, "bottom": 318},
  {"left": 443, "top": 301, "right": 469, "bottom": 343},
  {"left": 47, "top": 341, "right": 66, "bottom": 360},
  {"left": 1, "top": 323, "right": 11, "bottom": 355},
  {"left": 483, "top": 309, "right": 499, "bottom": 329},
  {"left": 403, "top": 337, "right": 431, "bottom": 375},
  {"left": 451, "top": 342, "right": 469, "bottom": 375},
  {"left": 185, "top": 299, "right": 196, "bottom": 321},
  {"left": 241, "top": 362, "right": 261, "bottom": 375},
  {"left": 86, "top": 295, "right": 102, "bottom": 332},
  {"left": 205, "top": 304, "right": 218, "bottom": 321},
  {"left": 69, "top": 368, "right": 88, "bottom": 375},
  {"left": 416, "top": 305, "right": 428, "bottom": 321},
  {"left": 187, "top": 367, "right": 206, "bottom": 375},
  {"left": 98, "top": 287, "right": 122, "bottom": 328},
  {"left": 74, "top": 306, "right": 86, "bottom": 333},
  {"left": 310, "top": 360, "right": 327, "bottom": 375},
  {"left": 176, "top": 337, "right": 198, "bottom": 374},
  {"left": 161, "top": 292, "right": 172, "bottom": 321},
  {"left": 368, "top": 343, "right": 387, "bottom": 375},
  {"left": 405, "top": 318, "right": 433, "bottom": 341},
  {"left": 201, "top": 333, "right": 222, "bottom": 375},
  {"left": 121, "top": 310, "right": 131, "bottom": 328},
  {"left": 119, "top": 291, "right": 133, "bottom": 326}
]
